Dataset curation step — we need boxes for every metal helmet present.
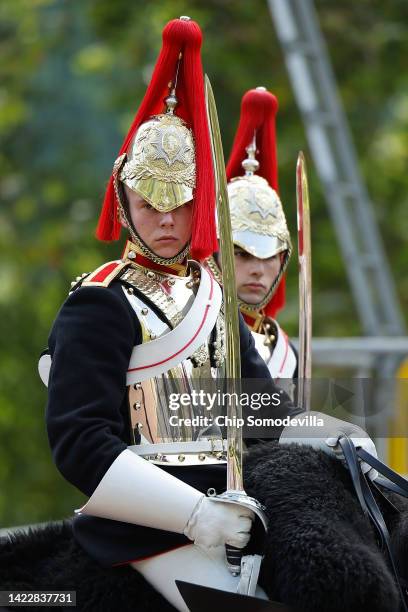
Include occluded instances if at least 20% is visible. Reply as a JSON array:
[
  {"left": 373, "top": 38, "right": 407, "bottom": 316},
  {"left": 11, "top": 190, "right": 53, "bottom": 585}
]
[
  {"left": 225, "top": 87, "right": 292, "bottom": 324},
  {"left": 96, "top": 17, "right": 216, "bottom": 264}
]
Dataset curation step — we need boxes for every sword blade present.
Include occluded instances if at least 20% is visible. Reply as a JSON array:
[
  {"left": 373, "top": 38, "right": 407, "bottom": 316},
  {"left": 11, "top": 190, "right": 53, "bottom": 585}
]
[
  {"left": 205, "top": 75, "right": 243, "bottom": 492},
  {"left": 296, "top": 152, "right": 312, "bottom": 411}
]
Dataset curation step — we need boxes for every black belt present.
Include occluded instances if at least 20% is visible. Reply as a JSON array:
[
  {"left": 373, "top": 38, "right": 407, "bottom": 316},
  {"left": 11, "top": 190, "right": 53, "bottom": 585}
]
[{"left": 339, "top": 436, "right": 408, "bottom": 612}]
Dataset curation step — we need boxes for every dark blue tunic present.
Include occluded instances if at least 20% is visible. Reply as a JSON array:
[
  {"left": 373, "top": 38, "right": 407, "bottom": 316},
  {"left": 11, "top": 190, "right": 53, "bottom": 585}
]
[{"left": 46, "top": 280, "right": 302, "bottom": 566}]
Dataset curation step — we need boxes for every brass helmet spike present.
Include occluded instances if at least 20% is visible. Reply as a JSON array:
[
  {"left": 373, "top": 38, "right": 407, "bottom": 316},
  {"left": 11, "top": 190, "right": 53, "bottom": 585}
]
[
  {"left": 165, "top": 87, "right": 178, "bottom": 114},
  {"left": 241, "top": 131, "right": 260, "bottom": 176},
  {"left": 164, "top": 52, "right": 183, "bottom": 114}
]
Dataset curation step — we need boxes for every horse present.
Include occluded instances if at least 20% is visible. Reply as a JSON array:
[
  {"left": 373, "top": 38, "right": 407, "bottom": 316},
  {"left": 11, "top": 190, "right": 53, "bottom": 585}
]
[{"left": 1, "top": 442, "right": 407, "bottom": 612}]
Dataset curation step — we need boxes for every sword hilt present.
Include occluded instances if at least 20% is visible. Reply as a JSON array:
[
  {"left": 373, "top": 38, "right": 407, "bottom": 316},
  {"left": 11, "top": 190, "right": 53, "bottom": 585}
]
[
  {"left": 212, "top": 490, "right": 269, "bottom": 576},
  {"left": 226, "top": 544, "right": 243, "bottom": 576}
]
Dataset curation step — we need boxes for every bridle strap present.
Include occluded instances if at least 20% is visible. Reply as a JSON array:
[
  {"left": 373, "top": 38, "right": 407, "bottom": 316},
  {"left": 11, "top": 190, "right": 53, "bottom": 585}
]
[{"left": 357, "top": 447, "right": 408, "bottom": 498}]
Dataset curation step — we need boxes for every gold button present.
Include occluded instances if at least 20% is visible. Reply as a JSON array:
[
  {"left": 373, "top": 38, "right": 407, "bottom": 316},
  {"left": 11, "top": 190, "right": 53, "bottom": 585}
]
[
  {"left": 127, "top": 287, "right": 134, "bottom": 294},
  {"left": 133, "top": 382, "right": 142, "bottom": 390},
  {"left": 133, "top": 402, "right": 141, "bottom": 410},
  {"left": 167, "top": 278, "right": 175, "bottom": 286},
  {"left": 198, "top": 454, "right": 206, "bottom": 462},
  {"left": 150, "top": 333, "right": 157, "bottom": 340},
  {"left": 141, "top": 308, "right": 149, "bottom": 316},
  {"left": 146, "top": 271, "right": 156, "bottom": 280},
  {"left": 178, "top": 454, "right": 185, "bottom": 462}
]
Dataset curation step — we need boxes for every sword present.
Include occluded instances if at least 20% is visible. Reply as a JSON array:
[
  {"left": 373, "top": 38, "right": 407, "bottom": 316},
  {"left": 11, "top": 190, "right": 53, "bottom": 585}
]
[
  {"left": 205, "top": 75, "right": 242, "bottom": 488},
  {"left": 296, "top": 152, "right": 312, "bottom": 411},
  {"left": 205, "top": 75, "right": 267, "bottom": 579}
]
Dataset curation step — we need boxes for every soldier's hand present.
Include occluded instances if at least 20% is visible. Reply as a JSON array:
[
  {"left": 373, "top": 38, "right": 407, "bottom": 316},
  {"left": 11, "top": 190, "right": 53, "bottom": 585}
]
[
  {"left": 325, "top": 427, "right": 378, "bottom": 481},
  {"left": 184, "top": 497, "right": 254, "bottom": 551},
  {"left": 279, "top": 411, "right": 378, "bottom": 480}
]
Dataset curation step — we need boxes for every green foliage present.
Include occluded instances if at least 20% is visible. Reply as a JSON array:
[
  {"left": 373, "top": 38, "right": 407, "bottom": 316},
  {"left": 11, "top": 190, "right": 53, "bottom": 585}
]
[{"left": 0, "top": 0, "right": 407, "bottom": 526}]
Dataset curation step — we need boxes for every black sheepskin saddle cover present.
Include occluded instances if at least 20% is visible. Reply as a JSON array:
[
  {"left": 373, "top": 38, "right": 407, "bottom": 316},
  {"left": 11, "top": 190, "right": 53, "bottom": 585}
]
[{"left": 1, "top": 442, "right": 408, "bottom": 612}]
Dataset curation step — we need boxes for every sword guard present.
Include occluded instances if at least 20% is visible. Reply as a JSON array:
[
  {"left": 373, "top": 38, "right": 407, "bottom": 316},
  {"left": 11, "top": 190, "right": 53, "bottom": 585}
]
[
  {"left": 212, "top": 490, "right": 268, "bottom": 532},
  {"left": 211, "top": 490, "right": 268, "bottom": 576}
]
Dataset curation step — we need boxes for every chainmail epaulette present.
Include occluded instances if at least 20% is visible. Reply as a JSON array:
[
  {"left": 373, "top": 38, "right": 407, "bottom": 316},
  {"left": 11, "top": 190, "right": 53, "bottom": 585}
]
[{"left": 68, "top": 261, "right": 129, "bottom": 295}]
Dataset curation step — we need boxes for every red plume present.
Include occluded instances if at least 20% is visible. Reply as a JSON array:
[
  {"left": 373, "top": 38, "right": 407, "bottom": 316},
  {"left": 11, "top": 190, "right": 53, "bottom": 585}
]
[
  {"left": 226, "top": 88, "right": 279, "bottom": 189},
  {"left": 226, "top": 88, "right": 287, "bottom": 317},
  {"left": 96, "top": 18, "right": 216, "bottom": 261},
  {"left": 265, "top": 272, "right": 286, "bottom": 319}
]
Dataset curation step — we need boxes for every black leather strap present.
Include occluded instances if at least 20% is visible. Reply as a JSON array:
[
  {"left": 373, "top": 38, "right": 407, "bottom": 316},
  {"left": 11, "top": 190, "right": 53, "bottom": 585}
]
[
  {"left": 357, "top": 448, "right": 408, "bottom": 498},
  {"left": 374, "top": 476, "right": 408, "bottom": 500},
  {"left": 339, "top": 436, "right": 408, "bottom": 611}
]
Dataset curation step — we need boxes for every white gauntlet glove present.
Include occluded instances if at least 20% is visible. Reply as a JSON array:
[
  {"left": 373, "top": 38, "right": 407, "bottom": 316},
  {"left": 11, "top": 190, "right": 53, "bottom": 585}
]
[
  {"left": 184, "top": 497, "right": 254, "bottom": 551},
  {"left": 279, "top": 411, "right": 378, "bottom": 480}
]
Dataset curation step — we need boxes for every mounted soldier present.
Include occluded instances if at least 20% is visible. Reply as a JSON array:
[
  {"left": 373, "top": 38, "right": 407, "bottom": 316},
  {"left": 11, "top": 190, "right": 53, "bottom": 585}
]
[
  {"left": 208, "top": 87, "right": 297, "bottom": 389},
  {"left": 36, "top": 16, "right": 384, "bottom": 612}
]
